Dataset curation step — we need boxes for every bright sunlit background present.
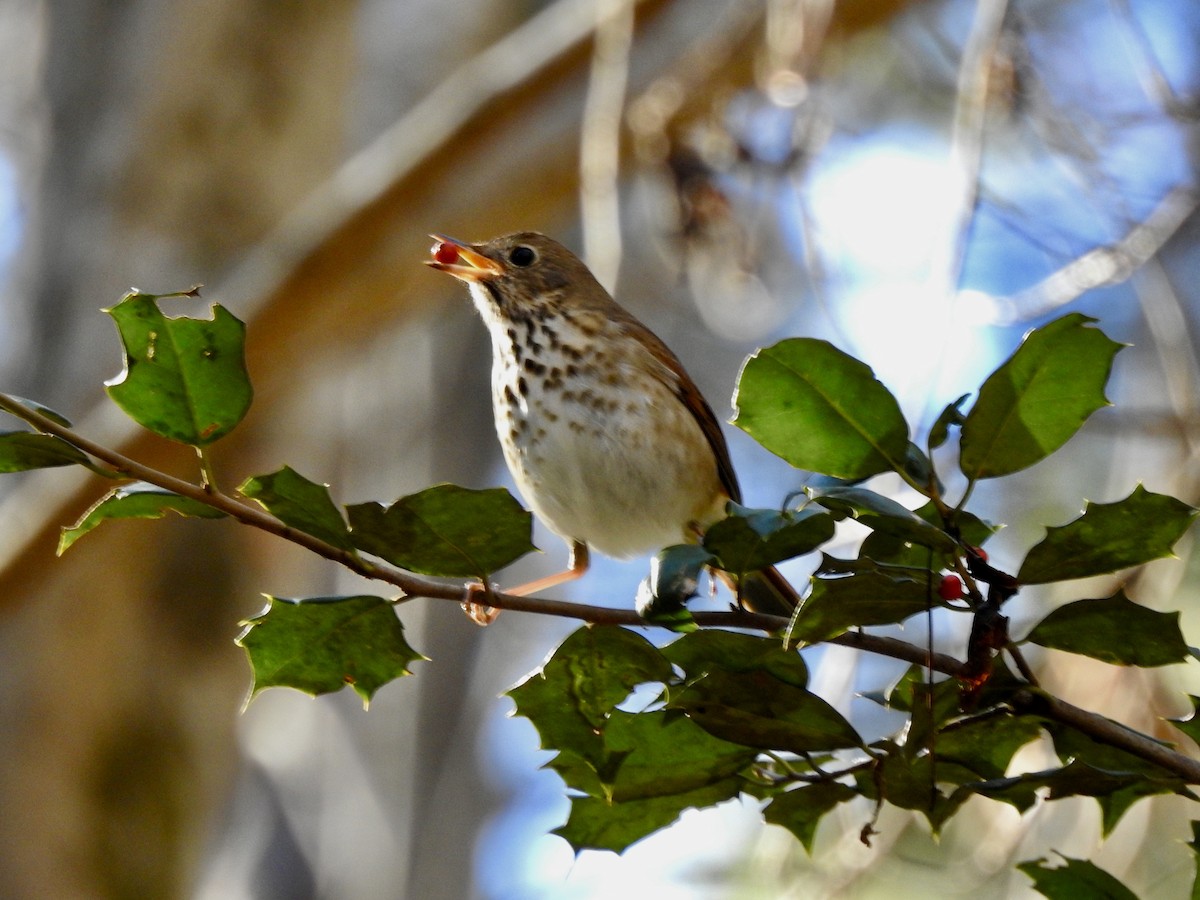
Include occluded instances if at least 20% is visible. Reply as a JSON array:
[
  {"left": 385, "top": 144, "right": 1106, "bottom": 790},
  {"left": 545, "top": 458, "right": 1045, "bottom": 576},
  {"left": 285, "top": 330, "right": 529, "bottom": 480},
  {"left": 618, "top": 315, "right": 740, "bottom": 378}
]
[{"left": 0, "top": 1, "right": 1198, "bottom": 898}]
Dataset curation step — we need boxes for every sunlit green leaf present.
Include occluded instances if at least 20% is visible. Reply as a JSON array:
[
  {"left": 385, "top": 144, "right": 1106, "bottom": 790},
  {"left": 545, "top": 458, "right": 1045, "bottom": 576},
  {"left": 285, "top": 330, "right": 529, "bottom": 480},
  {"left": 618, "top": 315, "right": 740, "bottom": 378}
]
[
  {"left": 1018, "top": 485, "right": 1196, "bottom": 584},
  {"left": 733, "top": 338, "right": 910, "bottom": 479},
  {"left": 347, "top": 483, "right": 535, "bottom": 578},
  {"left": 236, "top": 595, "right": 424, "bottom": 707},
  {"left": 241, "top": 466, "right": 355, "bottom": 552},
  {"left": 1024, "top": 591, "right": 1189, "bottom": 667},
  {"left": 960, "top": 314, "right": 1122, "bottom": 480},
  {"left": 58, "top": 482, "right": 226, "bottom": 554},
  {"left": 105, "top": 290, "right": 252, "bottom": 446}
]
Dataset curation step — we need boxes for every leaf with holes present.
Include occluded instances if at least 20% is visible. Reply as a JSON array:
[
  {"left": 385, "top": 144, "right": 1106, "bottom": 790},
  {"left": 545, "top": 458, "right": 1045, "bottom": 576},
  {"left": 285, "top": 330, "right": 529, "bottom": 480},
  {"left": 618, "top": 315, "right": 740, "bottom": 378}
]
[
  {"left": 105, "top": 290, "right": 253, "bottom": 446},
  {"left": 58, "top": 482, "right": 227, "bottom": 554}
]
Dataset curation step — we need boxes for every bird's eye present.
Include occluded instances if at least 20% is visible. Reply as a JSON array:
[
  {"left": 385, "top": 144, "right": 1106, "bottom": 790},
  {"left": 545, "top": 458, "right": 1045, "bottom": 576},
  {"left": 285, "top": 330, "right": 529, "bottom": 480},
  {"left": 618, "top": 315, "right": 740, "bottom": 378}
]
[{"left": 508, "top": 245, "right": 537, "bottom": 267}]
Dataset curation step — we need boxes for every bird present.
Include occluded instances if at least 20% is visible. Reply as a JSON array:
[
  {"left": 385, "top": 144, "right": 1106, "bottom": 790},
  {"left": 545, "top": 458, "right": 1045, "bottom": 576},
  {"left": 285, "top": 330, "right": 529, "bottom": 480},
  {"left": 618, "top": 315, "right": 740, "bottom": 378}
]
[{"left": 426, "top": 231, "right": 798, "bottom": 622}]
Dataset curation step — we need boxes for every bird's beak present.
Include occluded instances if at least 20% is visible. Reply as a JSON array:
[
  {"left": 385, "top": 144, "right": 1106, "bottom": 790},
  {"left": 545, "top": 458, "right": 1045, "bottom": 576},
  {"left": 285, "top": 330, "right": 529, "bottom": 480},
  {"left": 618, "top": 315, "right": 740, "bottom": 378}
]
[{"left": 425, "top": 234, "right": 504, "bottom": 282}]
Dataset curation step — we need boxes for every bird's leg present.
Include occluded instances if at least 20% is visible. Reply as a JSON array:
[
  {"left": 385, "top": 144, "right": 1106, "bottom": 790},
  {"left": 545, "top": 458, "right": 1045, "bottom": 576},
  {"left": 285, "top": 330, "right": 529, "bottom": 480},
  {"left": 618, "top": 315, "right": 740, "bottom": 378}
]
[
  {"left": 461, "top": 541, "right": 590, "bottom": 626},
  {"left": 506, "top": 540, "right": 590, "bottom": 596}
]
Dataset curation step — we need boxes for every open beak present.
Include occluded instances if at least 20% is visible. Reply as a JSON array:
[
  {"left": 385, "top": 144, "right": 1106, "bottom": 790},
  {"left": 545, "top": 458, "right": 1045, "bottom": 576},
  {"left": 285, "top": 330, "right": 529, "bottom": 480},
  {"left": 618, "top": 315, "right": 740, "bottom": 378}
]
[{"left": 425, "top": 234, "right": 504, "bottom": 282}]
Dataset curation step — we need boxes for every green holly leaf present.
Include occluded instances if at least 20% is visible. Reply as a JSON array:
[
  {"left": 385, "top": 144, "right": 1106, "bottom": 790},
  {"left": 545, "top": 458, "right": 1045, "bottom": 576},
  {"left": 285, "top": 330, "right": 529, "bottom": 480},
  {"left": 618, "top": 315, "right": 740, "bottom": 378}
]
[
  {"left": 703, "top": 503, "right": 835, "bottom": 575},
  {"left": 635, "top": 545, "right": 711, "bottom": 631},
  {"left": 1166, "top": 696, "right": 1200, "bottom": 746},
  {"left": 856, "top": 746, "right": 971, "bottom": 832},
  {"left": 346, "top": 483, "right": 535, "bottom": 578},
  {"left": 556, "top": 778, "right": 742, "bottom": 854},
  {"left": 0, "top": 431, "right": 91, "bottom": 473},
  {"left": 1018, "top": 485, "right": 1196, "bottom": 584},
  {"left": 58, "top": 482, "right": 227, "bottom": 554},
  {"left": 663, "top": 629, "right": 809, "bottom": 690},
  {"left": 236, "top": 595, "right": 424, "bottom": 707},
  {"left": 929, "top": 394, "right": 969, "bottom": 450},
  {"left": 764, "top": 781, "right": 857, "bottom": 853},
  {"left": 508, "top": 626, "right": 674, "bottom": 773},
  {"left": 936, "top": 714, "right": 1044, "bottom": 780},
  {"left": 105, "top": 289, "right": 252, "bottom": 446},
  {"left": 812, "top": 486, "right": 956, "bottom": 551},
  {"left": 790, "top": 556, "right": 933, "bottom": 642},
  {"left": 732, "top": 338, "right": 910, "bottom": 480},
  {"left": 1, "top": 397, "right": 74, "bottom": 427},
  {"left": 241, "top": 466, "right": 355, "bottom": 552},
  {"left": 1018, "top": 854, "right": 1139, "bottom": 900},
  {"left": 858, "top": 502, "right": 996, "bottom": 568},
  {"left": 671, "top": 669, "right": 863, "bottom": 752},
  {"left": 1024, "top": 591, "right": 1189, "bottom": 667},
  {"left": 960, "top": 314, "right": 1122, "bottom": 481}
]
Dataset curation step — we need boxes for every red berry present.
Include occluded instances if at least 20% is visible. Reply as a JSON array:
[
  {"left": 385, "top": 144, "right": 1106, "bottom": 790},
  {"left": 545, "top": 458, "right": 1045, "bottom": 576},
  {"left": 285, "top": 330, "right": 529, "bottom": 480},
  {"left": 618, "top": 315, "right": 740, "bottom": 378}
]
[
  {"left": 974, "top": 547, "right": 988, "bottom": 562},
  {"left": 938, "top": 574, "right": 963, "bottom": 601},
  {"left": 432, "top": 241, "right": 459, "bottom": 265}
]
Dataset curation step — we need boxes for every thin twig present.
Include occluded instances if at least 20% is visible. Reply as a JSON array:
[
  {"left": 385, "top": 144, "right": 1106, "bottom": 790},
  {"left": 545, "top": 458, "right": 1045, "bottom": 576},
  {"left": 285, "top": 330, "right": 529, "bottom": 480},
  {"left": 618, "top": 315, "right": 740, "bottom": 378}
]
[{"left": 3, "top": 389, "right": 1200, "bottom": 783}]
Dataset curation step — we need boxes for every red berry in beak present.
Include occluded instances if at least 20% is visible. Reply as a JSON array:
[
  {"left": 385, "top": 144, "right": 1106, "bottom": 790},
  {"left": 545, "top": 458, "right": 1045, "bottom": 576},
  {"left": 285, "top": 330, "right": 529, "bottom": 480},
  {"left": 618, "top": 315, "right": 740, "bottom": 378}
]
[{"left": 432, "top": 241, "right": 460, "bottom": 265}]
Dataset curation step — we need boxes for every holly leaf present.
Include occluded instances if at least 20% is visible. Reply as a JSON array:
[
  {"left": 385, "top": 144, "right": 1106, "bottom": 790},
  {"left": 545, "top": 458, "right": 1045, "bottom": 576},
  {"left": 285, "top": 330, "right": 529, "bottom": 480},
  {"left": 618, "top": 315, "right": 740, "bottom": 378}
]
[
  {"left": 236, "top": 595, "right": 424, "bottom": 707},
  {"left": 1166, "top": 696, "right": 1200, "bottom": 746},
  {"left": 1, "top": 397, "right": 74, "bottom": 427},
  {"left": 635, "top": 545, "right": 711, "bottom": 631},
  {"left": 346, "top": 483, "right": 535, "bottom": 578},
  {"left": 812, "top": 486, "right": 955, "bottom": 551},
  {"left": 1018, "top": 854, "right": 1139, "bottom": 900},
  {"left": 105, "top": 289, "right": 252, "bottom": 446},
  {"left": 732, "top": 338, "right": 910, "bottom": 479},
  {"left": 929, "top": 394, "right": 970, "bottom": 450},
  {"left": 1018, "top": 485, "right": 1196, "bottom": 584},
  {"left": 664, "top": 629, "right": 809, "bottom": 690},
  {"left": 58, "top": 482, "right": 227, "bottom": 554},
  {"left": 671, "top": 669, "right": 863, "bottom": 752},
  {"left": 508, "top": 626, "right": 674, "bottom": 773},
  {"left": 703, "top": 503, "right": 835, "bottom": 575},
  {"left": 0, "top": 431, "right": 91, "bottom": 473},
  {"left": 764, "top": 781, "right": 858, "bottom": 853},
  {"left": 555, "top": 778, "right": 742, "bottom": 854},
  {"left": 960, "top": 314, "right": 1122, "bottom": 481},
  {"left": 241, "top": 466, "right": 355, "bottom": 552},
  {"left": 790, "top": 556, "right": 933, "bottom": 642},
  {"left": 1024, "top": 591, "right": 1189, "bottom": 667}
]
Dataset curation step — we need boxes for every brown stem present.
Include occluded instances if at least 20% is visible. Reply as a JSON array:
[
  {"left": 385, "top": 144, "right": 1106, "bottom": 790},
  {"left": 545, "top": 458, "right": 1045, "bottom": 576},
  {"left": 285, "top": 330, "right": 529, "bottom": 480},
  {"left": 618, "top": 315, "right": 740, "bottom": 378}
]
[{"left": 3, "top": 390, "right": 1199, "bottom": 784}]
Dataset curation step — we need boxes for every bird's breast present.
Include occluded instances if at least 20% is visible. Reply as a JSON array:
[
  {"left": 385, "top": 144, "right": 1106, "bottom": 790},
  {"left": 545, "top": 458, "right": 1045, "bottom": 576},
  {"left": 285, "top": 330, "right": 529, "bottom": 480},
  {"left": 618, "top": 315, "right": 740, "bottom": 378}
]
[{"left": 486, "top": 318, "right": 726, "bottom": 559}]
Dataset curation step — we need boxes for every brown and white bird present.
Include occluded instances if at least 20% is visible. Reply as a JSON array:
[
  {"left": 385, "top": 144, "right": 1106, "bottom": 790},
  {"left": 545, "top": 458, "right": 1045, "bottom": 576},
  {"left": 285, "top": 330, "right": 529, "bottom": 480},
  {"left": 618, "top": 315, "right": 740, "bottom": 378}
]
[{"left": 427, "top": 232, "right": 797, "bottom": 619}]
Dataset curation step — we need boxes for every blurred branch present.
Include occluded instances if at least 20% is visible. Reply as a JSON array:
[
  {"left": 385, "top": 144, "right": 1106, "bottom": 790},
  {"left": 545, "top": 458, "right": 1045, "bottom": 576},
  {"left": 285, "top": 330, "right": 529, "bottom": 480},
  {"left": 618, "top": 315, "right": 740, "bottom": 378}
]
[
  {"left": 989, "top": 185, "right": 1198, "bottom": 323},
  {"left": 580, "top": 0, "right": 636, "bottom": 291},
  {"left": 1111, "top": 0, "right": 1197, "bottom": 119},
  {"left": 8, "top": 387, "right": 1200, "bottom": 784},
  {"left": 934, "top": 0, "right": 1011, "bottom": 298}
]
